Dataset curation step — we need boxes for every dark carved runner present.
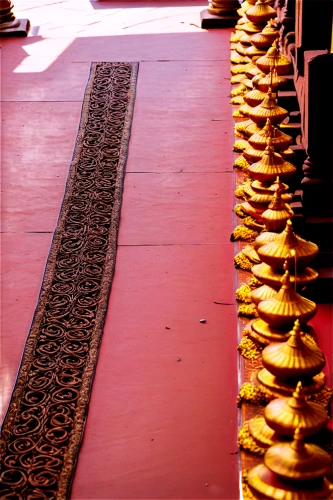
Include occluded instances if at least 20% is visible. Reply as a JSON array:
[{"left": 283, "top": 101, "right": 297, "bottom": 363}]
[{"left": 0, "top": 62, "right": 139, "bottom": 499}]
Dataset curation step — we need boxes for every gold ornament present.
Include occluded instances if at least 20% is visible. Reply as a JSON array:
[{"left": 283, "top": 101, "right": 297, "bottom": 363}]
[
  {"left": 252, "top": 261, "right": 319, "bottom": 289},
  {"left": 257, "top": 219, "right": 319, "bottom": 270},
  {"left": 261, "top": 189, "right": 294, "bottom": 232},
  {"left": 247, "top": 428, "right": 333, "bottom": 499},
  {"left": 250, "top": 20, "right": 279, "bottom": 49},
  {"left": 248, "top": 118, "right": 292, "bottom": 151},
  {"left": 261, "top": 319, "right": 325, "bottom": 379},
  {"left": 257, "top": 271, "right": 317, "bottom": 328},
  {"left": 256, "top": 40, "right": 292, "bottom": 75},
  {"left": 251, "top": 284, "right": 277, "bottom": 305},
  {"left": 248, "top": 89, "right": 289, "bottom": 126},
  {"left": 247, "top": 141, "right": 296, "bottom": 182},
  {"left": 257, "top": 67, "right": 288, "bottom": 92},
  {"left": 265, "top": 381, "right": 329, "bottom": 437},
  {"left": 246, "top": 0, "right": 277, "bottom": 25}
]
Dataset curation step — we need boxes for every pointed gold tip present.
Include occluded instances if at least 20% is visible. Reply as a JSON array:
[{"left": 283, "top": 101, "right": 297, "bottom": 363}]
[{"left": 294, "top": 381, "right": 303, "bottom": 398}]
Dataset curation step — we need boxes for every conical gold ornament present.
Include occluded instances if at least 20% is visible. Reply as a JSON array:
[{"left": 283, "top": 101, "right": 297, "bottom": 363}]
[
  {"left": 247, "top": 427, "right": 333, "bottom": 500},
  {"left": 239, "top": 102, "right": 255, "bottom": 117},
  {"left": 235, "top": 42, "right": 249, "bottom": 57},
  {"left": 251, "top": 283, "right": 277, "bottom": 305},
  {"left": 230, "top": 30, "right": 245, "bottom": 43},
  {"left": 240, "top": 32, "right": 252, "bottom": 45},
  {"left": 243, "top": 147, "right": 293, "bottom": 162},
  {"left": 250, "top": 20, "right": 280, "bottom": 49},
  {"left": 252, "top": 262, "right": 319, "bottom": 289},
  {"left": 245, "top": 66, "right": 264, "bottom": 79},
  {"left": 248, "top": 89, "right": 289, "bottom": 125},
  {"left": 241, "top": 22, "right": 263, "bottom": 35},
  {"left": 247, "top": 141, "right": 296, "bottom": 182},
  {"left": 248, "top": 118, "right": 292, "bottom": 151},
  {"left": 243, "top": 177, "right": 293, "bottom": 205},
  {"left": 255, "top": 367, "right": 326, "bottom": 397},
  {"left": 246, "top": 0, "right": 277, "bottom": 25},
  {"left": 248, "top": 415, "right": 283, "bottom": 447},
  {"left": 265, "top": 426, "right": 331, "bottom": 481},
  {"left": 245, "top": 45, "right": 266, "bottom": 60},
  {"left": 261, "top": 319, "right": 325, "bottom": 379},
  {"left": 265, "top": 382, "right": 329, "bottom": 437},
  {"left": 247, "top": 463, "right": 333, "bottom": 499},
  {"left": 256, "top": 40, "right": 292, "bottom": 75},
  {"left": 253, "top": 230, "right": 278, "bottom": 250},
  {"left": 243, "top": 81, "right": 267, "bottom": 106},
  {"left": 257, "top": 270, "right": 317, "bottom": 328},
  {"left": 257, "top": 219, "right": 319, "bottom": 270},
  {"left": 243, "top": 120, "right": 263, "bottom": 136},
  {"left": 261, "top": 189, "right": 294, "bottom": 232},
  {"left": 257, "top": 67, "right": 288, "bottom": 92}
]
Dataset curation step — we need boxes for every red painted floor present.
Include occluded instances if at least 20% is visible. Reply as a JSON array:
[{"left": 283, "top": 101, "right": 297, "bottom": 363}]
[{"left": 1, "top": 1, "right": 239, "bottom": 499}]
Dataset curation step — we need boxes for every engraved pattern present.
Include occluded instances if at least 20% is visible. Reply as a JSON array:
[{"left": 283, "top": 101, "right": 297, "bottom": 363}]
[{"left": 0, "top": 62, "right": 138, "bottom": 499}]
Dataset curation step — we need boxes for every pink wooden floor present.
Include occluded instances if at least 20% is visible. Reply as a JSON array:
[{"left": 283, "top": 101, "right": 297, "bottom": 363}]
[{"left": 1, "top": 1, "right": 240, "bottom": 498}]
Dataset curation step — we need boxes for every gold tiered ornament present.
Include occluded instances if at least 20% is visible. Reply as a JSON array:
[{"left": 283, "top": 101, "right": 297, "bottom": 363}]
[
  {"left": 256, "top": 39, "right": 292, "bottom": 75},
  {"left": 264, "top": 381, "right": 329, "bottom": 437},
  {"left": 252, "top": 221, "right": 319, "bottom": 295},
  {"left": 250, "top": 20, "right": 280, "bottom": 50},
  {"left": 231, "top": 6, "right": 332, "bottom": 497},
  {"left": 250, "top": 267, "right": 318, "bottom": 345},
  {"left": 245, "top": 0, "right": 277, "bottom": 25},
  {"left": 245, "top": 381, "right": 329, "bottom": 451},
  {"left": 252, "top": 318, "right": 326, "bottom": 399},
  {"left": 247, "top": 427, "right": 333, "bottom": 499}
]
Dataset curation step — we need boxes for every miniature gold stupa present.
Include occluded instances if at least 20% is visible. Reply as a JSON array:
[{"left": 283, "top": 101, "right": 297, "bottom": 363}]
[
  {"left": 248, "top": 89, "right": 289, "bottom": 126},
  {"left": 247, "top": 381, "right": 328, "bottom": 448},
  {"left": 257, "top": 271, "right": 317, "bottom": 329},
  {"left": 265, "top": 381, "right": 329, "bottom": 437},
  {"left": 250, "top": 19, "right": 279, "bottom": 49},
  {"left": 256, "top": 40, "right": 292, "bottom": 75},
  {"left": 247, "top": 427, "right": 333, "bottom": 499},
  {"left": 246, "top": 0, "right": 277, "bottom": 25},
  {"left": 253, "top": 317, "right": 326, "bottom": 398},
  {"left": 257, "top": 67, "right": 288, "bottom": 92},
  {"left": 247, "top": 141, "right": 296, "bottom": 182},
  {"left": 257, "top": 219, "right": 319, "bottom": 270}
]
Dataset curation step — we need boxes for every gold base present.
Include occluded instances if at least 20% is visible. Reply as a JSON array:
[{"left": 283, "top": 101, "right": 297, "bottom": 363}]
[
  {"left": 251, "top": 263, "right": 319, "bottom": 290},
  {"left": 251, "top": 318, "right": 290, "bottom": 343},
  {"left": 248, "top": 464, "right": 333, "bottom": 500},
  {"left": 253, "top": 369, "right": 326, "bottom": 398},
  {"left": 248, "top": 416, "right": 284, "bottom": 447}
]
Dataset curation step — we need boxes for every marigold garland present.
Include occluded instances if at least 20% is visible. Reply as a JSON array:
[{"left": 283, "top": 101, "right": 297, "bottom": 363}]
[
  {"left": 234, "top": 155, "right": 250, "bottom": 170},
  {"left": 309, "top": 386, "right": 332, "bottom": 413},
  {"left": 237, "top": 382, "right": 270, "bottom": 407},
  {"left": 231, "top": 83, "right": 247, "bottom": 96},
  {"left": 233, "top": 109, "right": 245, "bottom": 118},
  {"left": 234, "top": 252, "right": 253, "bottom": 271},
  {"left": 236, "top": 283, "right": 252, "bottom": 303},
  {"left": 234, "top": 204, "right": 248, "bottom": 218},
  {"left": 242, "top": 217, "right": 264, "bottom": 232},
  {"left": 237, "top": 335, "right": 263, "bottom": 360},
  {"left": 238, "top": 303, "right": 259, "bottom": 318},
  {"left": 231, "top": 226, "right": 259, "bottom": 242},
  {"left": 248, "top": 276, "right": 262, "bottom": 288},
  {"left": 233, "top": 139, "right": 249, "bottom": 152}
]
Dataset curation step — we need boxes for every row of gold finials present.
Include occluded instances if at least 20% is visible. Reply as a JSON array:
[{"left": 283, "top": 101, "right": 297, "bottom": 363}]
[{"left": 228, "top": 1, "right": 333, "bottom": 499}]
